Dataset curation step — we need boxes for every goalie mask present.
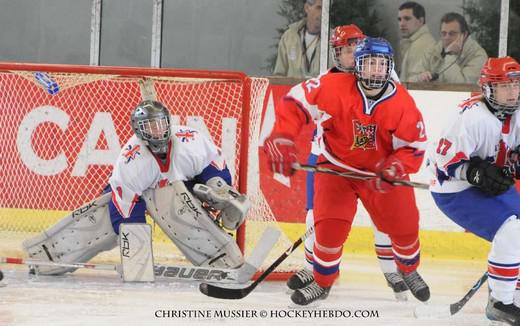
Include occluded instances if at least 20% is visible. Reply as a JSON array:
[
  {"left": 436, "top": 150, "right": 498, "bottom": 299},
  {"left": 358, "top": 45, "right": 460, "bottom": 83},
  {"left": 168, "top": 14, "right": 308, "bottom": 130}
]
[
  {"left": 131, "top": 100, "right": 171, "bottom": 154},
  {"left": 330, "top": 24, "right": 365, "bottom": 73},
  {"left": 354, "top": 37, "right": 394, "bottom": 90},
  {"left": 479, "top": 56, "right": 520, "bottom": 120}
]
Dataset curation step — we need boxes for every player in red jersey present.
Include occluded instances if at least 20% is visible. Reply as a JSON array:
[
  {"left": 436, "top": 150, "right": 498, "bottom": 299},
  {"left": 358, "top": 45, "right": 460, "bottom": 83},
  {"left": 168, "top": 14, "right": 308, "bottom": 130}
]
[
  {"left": 285, "top": 25, "right": 409, "bottom": 301},
  {"left": 264, "top": 37, "right": 430, "bottom": 305}
]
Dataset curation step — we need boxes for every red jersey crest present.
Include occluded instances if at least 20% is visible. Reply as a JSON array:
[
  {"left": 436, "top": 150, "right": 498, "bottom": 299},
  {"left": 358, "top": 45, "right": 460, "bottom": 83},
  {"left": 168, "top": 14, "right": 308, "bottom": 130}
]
[{"left": 351, "top": 120, "right": 377, "bottom": 150}]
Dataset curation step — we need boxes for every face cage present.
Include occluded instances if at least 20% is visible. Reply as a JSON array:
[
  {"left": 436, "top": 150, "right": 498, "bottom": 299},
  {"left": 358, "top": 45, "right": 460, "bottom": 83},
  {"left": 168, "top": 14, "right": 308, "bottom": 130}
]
[
  {"left": 331, "top": 39, "right": 361, "bottom": 72},
  {"left": 137, "top": 117, "right": 171, "bottom": 153},
  {"left": 483, "top": 81, "right": 520, "bottom": 119},
  {"left": 355, "top": 54, "right": 394, "bottom": 89},
  {"left": 332, "top": 47, "right": 354, "bottom": 72}
]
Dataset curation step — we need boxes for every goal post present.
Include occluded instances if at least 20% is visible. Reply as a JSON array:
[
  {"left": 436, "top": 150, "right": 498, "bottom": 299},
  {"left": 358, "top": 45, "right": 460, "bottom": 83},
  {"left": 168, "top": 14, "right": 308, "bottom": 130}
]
[{"left": 0, "top": 62, "right": 299, "bottom": 277}]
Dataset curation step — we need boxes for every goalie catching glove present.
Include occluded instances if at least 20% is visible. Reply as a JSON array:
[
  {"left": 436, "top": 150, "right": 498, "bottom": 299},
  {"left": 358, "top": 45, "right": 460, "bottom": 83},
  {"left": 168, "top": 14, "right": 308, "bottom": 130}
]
[
  {"left": 193, "top": 177, "right": 250, "bottom": 230},
  {"left": 465, "top": 157, "right": 514, "bottom": 196}
]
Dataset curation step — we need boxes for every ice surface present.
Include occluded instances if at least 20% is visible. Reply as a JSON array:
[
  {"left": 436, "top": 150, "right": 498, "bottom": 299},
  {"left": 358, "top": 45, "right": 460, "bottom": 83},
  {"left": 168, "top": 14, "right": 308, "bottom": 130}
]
[{"left": 0, "top": 255, "right": 491, "bottom": 326}]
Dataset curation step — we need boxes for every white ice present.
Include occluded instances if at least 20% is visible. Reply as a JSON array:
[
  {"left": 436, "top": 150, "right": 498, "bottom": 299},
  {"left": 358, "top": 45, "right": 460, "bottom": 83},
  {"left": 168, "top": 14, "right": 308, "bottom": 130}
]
[{"left": 0, "top": 255, "right": 491, "bottom": 326}]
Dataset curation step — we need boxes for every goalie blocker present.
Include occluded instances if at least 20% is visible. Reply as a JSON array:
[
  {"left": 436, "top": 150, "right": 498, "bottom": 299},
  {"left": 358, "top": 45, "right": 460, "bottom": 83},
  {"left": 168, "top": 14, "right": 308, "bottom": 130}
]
[{"left": 23, "top": 180, "right": 250, "bottom": 275}]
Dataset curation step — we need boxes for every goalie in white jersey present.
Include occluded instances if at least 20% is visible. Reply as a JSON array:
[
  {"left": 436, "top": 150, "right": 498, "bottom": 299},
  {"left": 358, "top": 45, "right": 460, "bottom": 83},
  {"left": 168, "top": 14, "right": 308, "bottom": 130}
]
[
  {"left": 24, "top": 100, "right": 250, "bottom": 274},
  {"left": 428, "top": 56, "right": 520, "bottom": 324}
]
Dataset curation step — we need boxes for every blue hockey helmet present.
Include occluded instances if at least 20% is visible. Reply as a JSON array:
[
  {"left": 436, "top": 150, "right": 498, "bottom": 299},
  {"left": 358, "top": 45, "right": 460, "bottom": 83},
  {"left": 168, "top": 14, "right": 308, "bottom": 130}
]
[{"left": 354, "top": 37, "right": 394, "bottom": 89}]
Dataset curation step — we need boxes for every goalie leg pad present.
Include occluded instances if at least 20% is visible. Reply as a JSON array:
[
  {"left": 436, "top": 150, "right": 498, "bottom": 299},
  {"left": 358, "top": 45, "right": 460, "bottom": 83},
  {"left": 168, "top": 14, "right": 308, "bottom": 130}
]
[
  {"left": 143, "top": 181, "right": 244, "bottom": 269},
  {"left": 120, "top": 223, "right": 155, "bottom": 282},
  {"left": 23, "top": 192, "right": 118, "bottom": 275}
]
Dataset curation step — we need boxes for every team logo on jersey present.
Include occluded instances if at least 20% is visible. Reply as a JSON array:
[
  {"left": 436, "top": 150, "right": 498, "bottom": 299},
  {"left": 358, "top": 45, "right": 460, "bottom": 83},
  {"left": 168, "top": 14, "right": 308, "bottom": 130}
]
[
  {"left": 351, "top": 120, "right": 377, "bottom": 150},
  {"left": 123, "top": 144, "right": 141, "bottom": 163},
  {"left": 175, "top": 129, "right": 197, "bottom": 142},
  {"left": 459, "top": 97, "right": 480, "bottom": 113}
]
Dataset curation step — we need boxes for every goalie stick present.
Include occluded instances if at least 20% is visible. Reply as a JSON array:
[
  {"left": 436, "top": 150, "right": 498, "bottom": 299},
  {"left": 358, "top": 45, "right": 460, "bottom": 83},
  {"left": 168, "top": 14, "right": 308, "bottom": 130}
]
[
  {"left": 1, "top": 227, "right": 280, "bottom": 284},
  {"left": 199, "top": 226, "right": 314, "bottom": 299},
  {"left": 292, "top": 163, "right": 430, "bottom": 190},
  {"left": 414, "top": 272, "right": 488, "bottom": 318}
]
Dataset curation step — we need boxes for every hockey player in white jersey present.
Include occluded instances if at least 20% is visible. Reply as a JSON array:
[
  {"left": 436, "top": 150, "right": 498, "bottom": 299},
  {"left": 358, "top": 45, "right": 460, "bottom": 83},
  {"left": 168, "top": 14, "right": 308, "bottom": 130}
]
[
  {"left": 24, "top": 100, "right": 250, "bottom": 274},
  {"left": 428, "top": 56, "right": 520, "bottom": 325},
  {"left": 284, "top": 25, "right": 408, "bottom": 301}
]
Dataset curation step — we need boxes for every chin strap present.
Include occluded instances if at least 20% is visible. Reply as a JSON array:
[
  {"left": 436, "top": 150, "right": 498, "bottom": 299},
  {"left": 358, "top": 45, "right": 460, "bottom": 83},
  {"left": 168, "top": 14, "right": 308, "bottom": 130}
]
[{"left": 363, "top": 82, "right": 390, "bottom": 99}]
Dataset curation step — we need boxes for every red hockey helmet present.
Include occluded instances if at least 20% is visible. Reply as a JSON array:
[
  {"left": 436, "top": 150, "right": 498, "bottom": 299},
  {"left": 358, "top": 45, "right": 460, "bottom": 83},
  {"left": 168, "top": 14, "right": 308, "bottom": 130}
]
[
  {"left": 330, "top": 24, "right": 366, "bottom": 72},
  {"left": 330, "top": 24, "right": 365, "bottom": 48},
  {"left": 479, "top": 56, "right": 520, "bottom": 118}
]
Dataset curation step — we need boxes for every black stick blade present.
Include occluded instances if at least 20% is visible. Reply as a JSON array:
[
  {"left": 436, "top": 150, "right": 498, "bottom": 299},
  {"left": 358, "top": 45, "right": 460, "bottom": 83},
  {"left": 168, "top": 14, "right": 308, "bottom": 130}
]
[
  {"left": 449, "top": 273, "right": 488, "bottom": 315},
  {"left": 414, "top": 272, "right": 488, "bottom": 318},
  {"left": 199, "top": 282, "right": 251, "bottom": 299},
  {"left": 199, "top": 228, "right": 311, "bottom": 300}
]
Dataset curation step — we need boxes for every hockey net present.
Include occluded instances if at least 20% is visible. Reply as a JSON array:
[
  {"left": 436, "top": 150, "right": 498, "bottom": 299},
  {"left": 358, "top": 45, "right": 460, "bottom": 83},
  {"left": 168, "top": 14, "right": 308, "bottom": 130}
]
[{"left": 0, "top": 63, "right": 300, "bottom": 277}]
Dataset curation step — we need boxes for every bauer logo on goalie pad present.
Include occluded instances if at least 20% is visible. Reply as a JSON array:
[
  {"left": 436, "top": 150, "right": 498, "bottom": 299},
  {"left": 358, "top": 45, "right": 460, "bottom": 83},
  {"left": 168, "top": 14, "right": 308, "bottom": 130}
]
[{"left": 154, "top": 265, "right": 233, "bottom": 281}]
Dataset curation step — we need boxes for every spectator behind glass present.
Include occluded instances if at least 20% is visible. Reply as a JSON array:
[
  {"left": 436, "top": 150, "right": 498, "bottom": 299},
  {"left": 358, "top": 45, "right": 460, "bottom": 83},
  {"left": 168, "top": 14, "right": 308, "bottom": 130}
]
[
  {"left": 410, "top": 12, "right": 487, "bottom": 84},
  {"left": 397, "top": 2, "right": 435, "bottom": 82},
  {"left": 273, "top": 0, "right": 323, "bottom": 78}
]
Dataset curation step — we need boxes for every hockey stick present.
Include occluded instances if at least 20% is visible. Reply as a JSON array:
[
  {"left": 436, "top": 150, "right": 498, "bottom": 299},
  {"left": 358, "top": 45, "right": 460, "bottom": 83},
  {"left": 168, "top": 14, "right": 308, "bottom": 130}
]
[
  {"left": 1, "top": 256, "right": 118, "bottom": 272},
  {"left": 199, "top": 226, "right": 314, "bottom": 299},
  {"left": 414, "top": 272, "right": 488, "bottom": 318},
  {"left": 0, "top": 226, "right": 281, "bottom": 284},
  {"left": 292, "top": 163, "right": 430, "bottom": 189}
]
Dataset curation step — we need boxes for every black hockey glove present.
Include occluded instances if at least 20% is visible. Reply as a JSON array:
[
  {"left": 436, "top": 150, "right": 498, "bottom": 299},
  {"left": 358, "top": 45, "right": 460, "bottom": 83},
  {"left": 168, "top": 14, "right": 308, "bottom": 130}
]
[
  {"left": 510, "top": 146, "right": 520, "bottom": 179},
  {"left": 466, "top": 157, "right": 514, "bottom": 196}
]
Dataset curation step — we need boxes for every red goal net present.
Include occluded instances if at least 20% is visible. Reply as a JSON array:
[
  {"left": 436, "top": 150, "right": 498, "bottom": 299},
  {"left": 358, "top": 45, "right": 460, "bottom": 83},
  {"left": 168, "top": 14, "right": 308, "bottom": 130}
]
[{"left": 0, "top": 63, "right": 299, "bottom": 277}]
